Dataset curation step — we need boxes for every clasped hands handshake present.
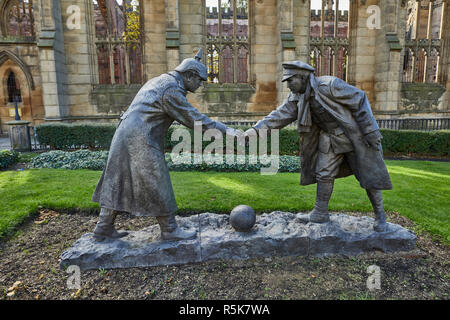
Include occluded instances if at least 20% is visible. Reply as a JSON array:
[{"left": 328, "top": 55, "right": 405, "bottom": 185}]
[
  {"left": 226, "top": 127, "right": 383, "bottom": 150},
  {"left": 225, "top": 128, "right": 258, "bottom": 147}
]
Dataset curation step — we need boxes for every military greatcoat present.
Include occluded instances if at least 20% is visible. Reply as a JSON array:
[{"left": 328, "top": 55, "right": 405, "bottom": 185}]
[
  {"left": 253, "top": 75, "right": 392, "bottom": 190},
  {"left": 92, "top": 71, "right": 228, "bottom": 216}
]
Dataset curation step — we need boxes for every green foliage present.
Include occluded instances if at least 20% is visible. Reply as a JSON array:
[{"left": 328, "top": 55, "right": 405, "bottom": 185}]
[
  {"left": 122, "top": 2, "right": 141, "bottom": 49},
  {"left": 35, "top": 123, "right": 116, "bottom": 150},
  {"left": 0, "top": 150, "right": 19, "bottom": 169},
  {"left": 29, "top": 150, "right": 109, "bottom": 170},
  {"left": 34, "top": 122, "right": 450, "bottom": 157},
  {"left": 167, "top": 153, "right": 301, "bottom": 172},
  {"left": 1, "top": 161, "right": 449, "bottom": 243},
  {"left": 29, "top": 150, "right": 301, "bottom": 173},
  {"left": 380, "top": 129, "right": 450, "bottom": 156}
]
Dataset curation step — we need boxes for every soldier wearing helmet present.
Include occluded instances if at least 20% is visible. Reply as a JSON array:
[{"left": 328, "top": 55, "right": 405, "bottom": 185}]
[{"left": 92, "top": 49, "right": 240, "bottom": 241}]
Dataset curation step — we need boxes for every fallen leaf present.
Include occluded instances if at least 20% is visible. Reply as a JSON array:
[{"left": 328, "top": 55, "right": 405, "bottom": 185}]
[
  {"left": 71, "top": 288, "right": 82, "bottom": 299},
  {"left": 8, "top": 281, "right": 22, "bottom": 292},
  {"left": 7, "top": 291, "right": 15, "bottom": 297},
  {"left": 35, "top": 294, "right": 39, "bottom": 300},
  {"left": 311, "top": 274, "right": 316, "bottom": 278}
]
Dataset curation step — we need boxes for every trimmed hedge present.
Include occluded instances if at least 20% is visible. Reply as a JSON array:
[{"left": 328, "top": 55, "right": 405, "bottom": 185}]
[
  {"left": 380, "top": 129, "right": 450, "bottom": 156},
  {"left": 34, "top": 123, "right": 450, "bottom": 156},
  {"left": 35, "top": 122, "right": 116, "bottom": 150},
  {"left": 0, "top": 150, "right": 19, "bottom": 169}
]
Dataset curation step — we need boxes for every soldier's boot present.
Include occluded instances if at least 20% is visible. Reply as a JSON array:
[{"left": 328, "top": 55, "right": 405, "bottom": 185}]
[
  {"left": 156, "top": 215, "right": 197, "bottom": 241},
  {"left": 93, "top": 208, "right": 129, "bottom": 241},
  {"left": 366, "top": 189, "right": 389, "bottom": 232},
  {"left": 299, "top": 181, "right": 334, "bottom": 223}
]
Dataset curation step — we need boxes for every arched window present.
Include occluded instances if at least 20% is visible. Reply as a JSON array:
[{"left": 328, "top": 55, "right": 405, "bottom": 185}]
[
  {"left": 403, "top": 0, "right": 444, "bottom": 83},
  {"left": 3, "top": 0, "right": 34, "bottom": 37},
  {"left": 92, "top": 0, "right": 143, "bottom": 85},
  {"left": 206, "top": 0, "right": 249, "bottom": 83},
  {"left": 7, "top": 71, "right": 22, "bottom": 103},
  {"left": 309, "top": 0, "right": 349, "bottom": 80}
]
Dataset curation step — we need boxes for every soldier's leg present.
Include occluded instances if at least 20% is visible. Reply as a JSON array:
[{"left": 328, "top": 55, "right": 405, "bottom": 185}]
[
  {"left": 308, "top": 178, "right": 334, "bottom": 222},
  {"left": 366, "top": 189, "right": 388, "bottom": 232},
  {"left": 300, "top": 143, "right": 344, "bottom": 223},
  {"left": 156, "top": 214, "right": 196, "bottom": 241},
  {"left": 344, "top": 152, "right": 388, "bottom": 232},
  {"left": 93, "top": 207, "right": 129, "bottom": 241}
]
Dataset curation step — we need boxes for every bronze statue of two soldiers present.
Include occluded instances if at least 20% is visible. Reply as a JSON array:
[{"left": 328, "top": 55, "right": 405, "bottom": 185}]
[{"left": 91, "top": 51, "right": 392, "bottom": 241}]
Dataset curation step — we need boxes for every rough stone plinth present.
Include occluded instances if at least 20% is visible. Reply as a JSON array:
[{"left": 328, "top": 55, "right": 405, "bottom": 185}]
[{"left": 60, "top": 212, "right": 416, "bottom": 271}]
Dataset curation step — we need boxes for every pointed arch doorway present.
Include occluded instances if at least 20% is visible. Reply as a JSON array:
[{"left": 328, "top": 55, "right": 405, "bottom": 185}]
[{"left": 0, "top": 50, "right": 35, "bottom": 133}]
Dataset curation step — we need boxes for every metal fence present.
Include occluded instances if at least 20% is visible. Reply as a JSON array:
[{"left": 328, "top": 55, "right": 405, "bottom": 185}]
[
  {"left": 29, "top": 126, "right": 49, "bottom": 151},
  {"left": 26, "top": 118, "right": 450, "bottom": 151},
  {"left": 376, "top": 118, "right": 450, "bottom": 131},
  {"left": 221, "top": 118, "right": 450, "bottom": 131}
]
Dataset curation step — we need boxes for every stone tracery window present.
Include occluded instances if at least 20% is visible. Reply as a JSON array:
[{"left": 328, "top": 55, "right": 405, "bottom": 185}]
[
  {"left": 2, "top": 0, "right": 34, "bottom": 37},
  {"left": 402, "top": 0, "right": 444, "bottom": 83},
  {"left": 205, "top": 0, "right": 249, "bottom": 83},
  {"left": 92, "top": 0, "right": 143, "bottom": 85},
  {"left": 309, "top": 0, "right": 349, "bottom": 81}
]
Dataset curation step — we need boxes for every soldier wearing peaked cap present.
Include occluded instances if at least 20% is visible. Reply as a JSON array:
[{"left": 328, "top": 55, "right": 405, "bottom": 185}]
[
  {"left": 91, "top": 49, "right": 240, "bottom": 241},
  {"left": 245, "top": 61, "right": 392, "bottom": 232}
]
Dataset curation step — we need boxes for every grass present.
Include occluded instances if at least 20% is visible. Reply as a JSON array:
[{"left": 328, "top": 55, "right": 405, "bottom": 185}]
[{"left": 0, "top": 160, "right": 449, "bottom": 243}]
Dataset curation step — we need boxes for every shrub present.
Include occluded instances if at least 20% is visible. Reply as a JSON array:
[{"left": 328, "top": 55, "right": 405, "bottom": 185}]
[
  {"left": 29, "top": 150, "right": 109, "bottom": 170},
  {"left": 0, "top": 150, "right": 19, "bottom": 169},
  {"left": 380, "top": 129, "right": 450, "bottom": 156},
  {"left": 35, "top": 123, "right": 450, "bottom": 157},
  {"left": 35, "top": 122, "right": 116, "bottom": 150},
  {"left": 29, "top": 150, "right": 301, "bottom": 173}
]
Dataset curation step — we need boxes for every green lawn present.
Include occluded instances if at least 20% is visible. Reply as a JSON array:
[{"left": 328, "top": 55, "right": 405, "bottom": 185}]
[{"left": 0, "top": 160, "right": 449, "bottom": 243}]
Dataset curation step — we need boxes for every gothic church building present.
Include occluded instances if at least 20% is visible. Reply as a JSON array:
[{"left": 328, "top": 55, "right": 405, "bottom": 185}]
[{"left": 0, "top": 0, "right": 449, "bottom": 132}]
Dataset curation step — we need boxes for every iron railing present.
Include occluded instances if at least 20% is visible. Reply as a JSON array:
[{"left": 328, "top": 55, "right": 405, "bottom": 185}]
[
  {"left": 24, "top": 118, "right": 450, "bottom": 152},
  {"left": 219, "top": 118, "right": 450, "bottom": 131}
]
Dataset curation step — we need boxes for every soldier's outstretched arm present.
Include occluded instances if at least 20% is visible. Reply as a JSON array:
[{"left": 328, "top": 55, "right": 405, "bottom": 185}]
[
  {"left": 162, "top": 87, "right": 228, "bottom": 133},
  {"left": 252, "top": 98, "right": 298, "bottom": 131}
]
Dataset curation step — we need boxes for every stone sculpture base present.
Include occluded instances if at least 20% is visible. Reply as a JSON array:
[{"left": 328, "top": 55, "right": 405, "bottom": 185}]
[{"left": 60, "top": 212, "right": 416, "bottom": 271}]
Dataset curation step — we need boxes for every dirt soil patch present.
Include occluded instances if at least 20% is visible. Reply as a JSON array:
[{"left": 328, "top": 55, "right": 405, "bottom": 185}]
[{"left": 0, "top": 209, "right": 448, "bottom": 300}]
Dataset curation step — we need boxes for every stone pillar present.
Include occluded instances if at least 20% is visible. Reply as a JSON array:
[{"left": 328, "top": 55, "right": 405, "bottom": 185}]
[
  {"left": 178, "top": 0, "right": 204, "bottom": 111},
  {"left": 143, "top": 0, "right": 167, "bottom": 79},
  {"left": 347, "top": 0, "right": 377, "bottom": 104},
  {"left": 60, "top": 0, "right": 95, "bottom": 117},
  {"left": 37, "top": 0, "right": 70, "bottom": 120},
  {"left": 373, "top": 0, "right": 403, "bottom": 115},
  {"left": 276, "top": 0, "right": 310, "bottom": 103},
  {"left": 441, "top": 0, "right": 450, "bottom": 111},
  {"left": 7, "top": 120, "right": 31, "bottom": 152},
  {"left": 166, "top": 0, "right": 181, "bottom": 71},
  {"left": 277, "top": 0, "right": 294, "bottom": 103},
  {"left": 248, "top": 0, "right": 278, "bottom": 113},
  {"left": 178, "top": 0, "right": 203, "bottom": 61}
]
